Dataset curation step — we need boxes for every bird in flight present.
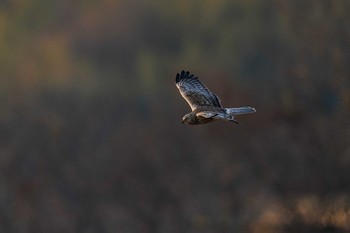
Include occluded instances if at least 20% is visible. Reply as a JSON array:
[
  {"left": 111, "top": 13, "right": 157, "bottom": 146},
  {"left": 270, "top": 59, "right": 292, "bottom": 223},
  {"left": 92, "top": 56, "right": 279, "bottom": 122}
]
[{"left": 175, "top": 70, "right": 256, "bottom": 125}]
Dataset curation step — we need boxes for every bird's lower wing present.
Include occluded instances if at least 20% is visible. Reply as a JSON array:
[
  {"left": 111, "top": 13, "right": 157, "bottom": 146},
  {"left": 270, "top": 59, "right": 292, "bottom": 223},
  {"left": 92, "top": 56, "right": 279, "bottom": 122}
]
[
  {"left": 196, "top": 111, "right": 226, "bottom": 119},
  {"left": 196, "top": 111, "right": 239, "bottom": 123}
]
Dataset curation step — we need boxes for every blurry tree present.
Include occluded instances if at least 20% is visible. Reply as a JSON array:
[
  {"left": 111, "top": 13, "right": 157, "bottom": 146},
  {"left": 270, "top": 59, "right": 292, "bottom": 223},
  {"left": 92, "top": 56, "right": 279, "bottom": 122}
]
[{"left": 0, "top": 0, "right": 349, "bottom": 232}]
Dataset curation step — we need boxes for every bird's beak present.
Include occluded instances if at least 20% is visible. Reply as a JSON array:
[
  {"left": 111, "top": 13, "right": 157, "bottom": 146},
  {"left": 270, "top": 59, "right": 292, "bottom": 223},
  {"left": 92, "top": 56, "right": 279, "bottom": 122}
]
[{"left": 181, "top": 119, "right": 184, "bottom": 124}]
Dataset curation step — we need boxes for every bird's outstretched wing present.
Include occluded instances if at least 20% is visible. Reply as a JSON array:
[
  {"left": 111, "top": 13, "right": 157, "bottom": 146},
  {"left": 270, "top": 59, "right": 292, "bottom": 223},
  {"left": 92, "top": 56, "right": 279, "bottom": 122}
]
[{"left": 175, "top": 70, "right": 222, "bottom": 111}]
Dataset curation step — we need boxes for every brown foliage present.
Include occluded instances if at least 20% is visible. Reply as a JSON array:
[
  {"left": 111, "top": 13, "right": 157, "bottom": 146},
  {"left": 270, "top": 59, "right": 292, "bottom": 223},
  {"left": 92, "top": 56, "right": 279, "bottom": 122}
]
[{"left": 0, "top": 0, "right": 349, "bottom": 232}]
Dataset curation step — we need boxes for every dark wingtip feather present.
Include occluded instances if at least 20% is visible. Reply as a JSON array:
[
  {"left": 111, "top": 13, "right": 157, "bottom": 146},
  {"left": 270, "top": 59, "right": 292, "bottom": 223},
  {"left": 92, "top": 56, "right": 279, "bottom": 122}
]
[
  {"left": 230, "top": 120, "right": 239, "bottom": 124},
  {"left": 176, "top": 73, "right": 180, "bottom": 83},
  {"left": 175, "top": 70, "right": 197, "bottom": 83}
]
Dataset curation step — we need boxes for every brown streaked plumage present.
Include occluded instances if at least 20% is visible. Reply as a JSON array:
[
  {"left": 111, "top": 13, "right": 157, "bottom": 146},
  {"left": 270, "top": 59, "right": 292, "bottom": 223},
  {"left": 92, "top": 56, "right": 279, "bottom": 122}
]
[{"left": 175, "top": 70, "right": 256, "bottom": 125}]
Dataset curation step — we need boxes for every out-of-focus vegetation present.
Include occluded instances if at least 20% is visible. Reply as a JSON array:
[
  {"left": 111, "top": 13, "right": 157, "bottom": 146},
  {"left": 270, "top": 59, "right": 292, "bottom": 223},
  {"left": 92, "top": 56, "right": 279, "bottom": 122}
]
[{"left": 0, "top": 0, "right": 349, "bottom": 232}]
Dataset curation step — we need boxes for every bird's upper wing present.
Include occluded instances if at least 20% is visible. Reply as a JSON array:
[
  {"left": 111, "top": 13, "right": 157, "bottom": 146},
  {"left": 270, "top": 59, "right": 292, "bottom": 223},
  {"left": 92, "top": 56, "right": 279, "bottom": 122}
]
[{"left": 175, "top": 71, "right": 222, "bottom": 111}]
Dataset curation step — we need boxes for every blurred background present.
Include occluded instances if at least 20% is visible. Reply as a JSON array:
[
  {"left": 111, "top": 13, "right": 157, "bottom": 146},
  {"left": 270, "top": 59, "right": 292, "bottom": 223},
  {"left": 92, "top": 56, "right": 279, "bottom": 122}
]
[{"left": 0, "top": 0, "right": 350, "bottom": 232}]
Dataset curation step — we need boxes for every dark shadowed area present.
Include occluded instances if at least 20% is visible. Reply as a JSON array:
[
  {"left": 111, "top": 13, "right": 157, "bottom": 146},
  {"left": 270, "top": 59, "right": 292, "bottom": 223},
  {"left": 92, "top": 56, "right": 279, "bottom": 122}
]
[{"left": 0, "top": 0, "right": 349, "bottom": 232}]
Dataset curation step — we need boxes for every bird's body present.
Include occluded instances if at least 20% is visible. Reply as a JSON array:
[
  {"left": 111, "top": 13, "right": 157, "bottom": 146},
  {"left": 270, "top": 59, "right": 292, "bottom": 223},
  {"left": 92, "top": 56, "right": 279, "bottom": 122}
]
[{"left": 175, "top": 70, "right": 256, "bottom": 125}]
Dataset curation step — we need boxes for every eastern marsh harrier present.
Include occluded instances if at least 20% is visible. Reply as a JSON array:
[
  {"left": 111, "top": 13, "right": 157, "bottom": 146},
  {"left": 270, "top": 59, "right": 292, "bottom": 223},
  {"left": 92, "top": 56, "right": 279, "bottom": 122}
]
[{"left": 176, "top": 70, "right": 256, "bottom": 125}]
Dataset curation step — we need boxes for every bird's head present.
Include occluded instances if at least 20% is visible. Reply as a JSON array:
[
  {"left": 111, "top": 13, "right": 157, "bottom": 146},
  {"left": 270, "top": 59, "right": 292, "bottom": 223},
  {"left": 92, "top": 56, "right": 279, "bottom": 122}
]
[{"left": 182, "top": 113, "right": 194, "bottom": 124}]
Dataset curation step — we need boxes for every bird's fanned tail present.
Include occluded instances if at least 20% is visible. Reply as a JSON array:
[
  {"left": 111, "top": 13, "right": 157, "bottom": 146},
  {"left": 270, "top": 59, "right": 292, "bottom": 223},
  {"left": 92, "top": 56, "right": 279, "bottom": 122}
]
[{"left": 226, "top": 106, "right": 256, "bottom": 115}]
